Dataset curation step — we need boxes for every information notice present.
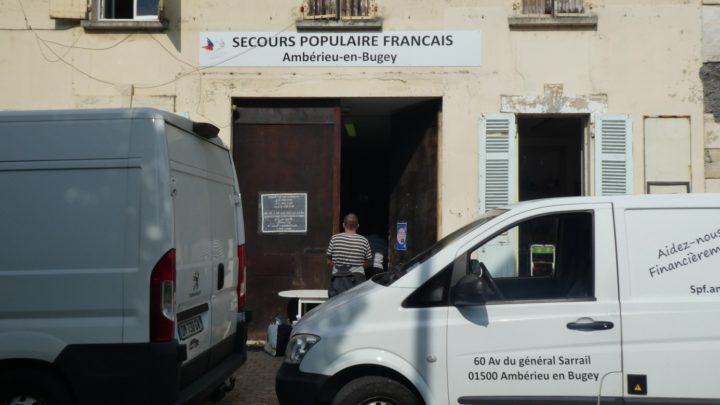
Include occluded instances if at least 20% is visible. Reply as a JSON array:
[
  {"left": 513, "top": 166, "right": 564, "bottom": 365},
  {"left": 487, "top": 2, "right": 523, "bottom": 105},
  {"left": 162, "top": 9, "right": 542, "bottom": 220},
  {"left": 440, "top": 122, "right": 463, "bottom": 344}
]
[{"left": 260, "top": 193, "right": 307, "bottom": 234}]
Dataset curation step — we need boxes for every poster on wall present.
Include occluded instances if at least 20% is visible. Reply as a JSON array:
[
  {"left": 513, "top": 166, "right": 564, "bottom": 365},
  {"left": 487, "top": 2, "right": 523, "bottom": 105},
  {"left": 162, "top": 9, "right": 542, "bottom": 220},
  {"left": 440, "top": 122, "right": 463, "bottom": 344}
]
[
  {"left": 260, "top": 193, "right": 308, "bottom": 234},
  {"left": 395, "top": 222, "right": 407, "bottom": 251}
]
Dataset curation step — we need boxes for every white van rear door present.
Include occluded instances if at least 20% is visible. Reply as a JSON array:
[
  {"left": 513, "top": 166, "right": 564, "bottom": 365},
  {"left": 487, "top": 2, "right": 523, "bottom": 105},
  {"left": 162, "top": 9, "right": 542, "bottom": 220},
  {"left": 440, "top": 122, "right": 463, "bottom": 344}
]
[
  {"left": 446, "top": 203, "right": 622, "bottom": 404},
  {"left": 168, "top": 124, "right": 238, "bottom": 364},
  {"left": 206, "top": 147, "right": 239, "bottom": 350},
  {"left": 169, "top": 128, "right": 214, "bottom": 362}
]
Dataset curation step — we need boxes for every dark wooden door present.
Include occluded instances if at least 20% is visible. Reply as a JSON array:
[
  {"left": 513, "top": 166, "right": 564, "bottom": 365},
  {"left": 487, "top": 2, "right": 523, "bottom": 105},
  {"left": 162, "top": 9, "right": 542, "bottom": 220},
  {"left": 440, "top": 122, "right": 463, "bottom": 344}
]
[
  {"left": 232, "top": 99, "right": 340, "bottom": 339},
  {"left": 388, "top": 100, "right": 440, "bottom": 270}
]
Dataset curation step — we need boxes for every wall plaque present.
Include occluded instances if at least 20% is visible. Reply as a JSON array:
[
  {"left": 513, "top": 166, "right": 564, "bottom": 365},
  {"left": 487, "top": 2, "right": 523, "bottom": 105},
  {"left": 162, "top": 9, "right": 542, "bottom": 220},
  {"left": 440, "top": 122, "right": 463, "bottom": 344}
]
[{"left": 260, "top": 193, "right": 308, "bottom": 234}]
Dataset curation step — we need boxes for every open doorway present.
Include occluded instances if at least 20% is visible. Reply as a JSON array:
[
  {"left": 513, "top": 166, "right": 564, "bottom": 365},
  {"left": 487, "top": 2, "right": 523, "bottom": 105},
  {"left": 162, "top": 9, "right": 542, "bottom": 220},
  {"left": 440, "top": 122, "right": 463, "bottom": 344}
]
[
  {"left": 339, "top": 102, "right": 391, "bottom": 239},
  {"left": 339, "top": 97, "right": 441, "bottom": 271},
  {"left": 514, "top": 115, "right": 586, "bottom": 282},
  {"left": 517, "top": 115, "right": 586, "bottom": 201}
]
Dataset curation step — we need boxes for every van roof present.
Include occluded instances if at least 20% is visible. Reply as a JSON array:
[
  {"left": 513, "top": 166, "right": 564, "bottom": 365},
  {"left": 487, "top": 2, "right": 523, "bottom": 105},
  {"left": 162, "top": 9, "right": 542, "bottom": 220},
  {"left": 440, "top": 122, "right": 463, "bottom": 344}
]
[
  {"left": 0, "top": 107, "right": 193, "bottom": 133},
  {"left": 501, "top": 193, "right": 720, "bottom": 211}
]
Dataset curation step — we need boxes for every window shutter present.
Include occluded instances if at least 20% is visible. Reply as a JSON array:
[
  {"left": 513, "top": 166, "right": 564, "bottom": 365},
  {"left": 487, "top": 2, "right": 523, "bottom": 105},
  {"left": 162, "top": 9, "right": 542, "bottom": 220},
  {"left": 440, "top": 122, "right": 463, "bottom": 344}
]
[
  {"left": 49, "top": 0, "right": 87, "bottom": 19},
  {"left": 340, "top": 0, "right": 376, "bottom": 20},
  {"left": 303, "top": 0, "right": 339, "bottom": 19},
  {"left": 479, "top": 113, "right": 516, "bottom": 212},
  {"left": 595, "top": 114, "right": 633, "bottom": 195}
]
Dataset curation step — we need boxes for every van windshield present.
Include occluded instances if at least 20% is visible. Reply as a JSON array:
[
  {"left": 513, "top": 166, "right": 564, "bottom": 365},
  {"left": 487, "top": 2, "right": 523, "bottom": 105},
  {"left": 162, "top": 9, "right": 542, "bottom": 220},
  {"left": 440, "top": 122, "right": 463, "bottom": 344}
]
[{"left": 374, "top": 209, "right": 506, "bottom": 286}]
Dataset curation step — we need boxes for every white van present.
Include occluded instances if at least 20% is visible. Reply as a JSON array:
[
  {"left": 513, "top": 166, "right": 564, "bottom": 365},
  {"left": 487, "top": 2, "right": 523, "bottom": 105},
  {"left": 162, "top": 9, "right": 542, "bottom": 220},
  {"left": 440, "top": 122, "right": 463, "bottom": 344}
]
[
  {"left": 0, "top": 108, "right": 248, "bottom": 405},
  {"left": 276, "top": 193, "right": 720, "bottom": 405}
]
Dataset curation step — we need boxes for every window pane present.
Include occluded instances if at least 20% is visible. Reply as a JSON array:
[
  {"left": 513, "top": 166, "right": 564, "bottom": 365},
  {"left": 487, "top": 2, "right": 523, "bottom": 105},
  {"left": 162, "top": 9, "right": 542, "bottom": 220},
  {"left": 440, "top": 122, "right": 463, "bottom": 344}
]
[
  {"left": 137, "top": 0, "right": 159, "bottom": 16},
  {"left": 404, "top": 266, "right": 452, "bottom": 308},
  {"left": 103, "top": 0, "right": 132, "bottom": 19},
  {"left": 458, "top": 212, "right": 594, "bottom": 302}
]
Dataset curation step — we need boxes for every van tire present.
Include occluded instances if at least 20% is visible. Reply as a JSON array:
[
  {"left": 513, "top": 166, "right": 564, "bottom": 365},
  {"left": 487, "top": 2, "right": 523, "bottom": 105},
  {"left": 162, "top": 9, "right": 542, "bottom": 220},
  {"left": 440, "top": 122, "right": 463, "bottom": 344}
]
[
  {"left": 331, "top": 376, "right": 421, "bottom": 405},
  {"left": 0, "top": 367, "right": 75, "bottom": 405}
]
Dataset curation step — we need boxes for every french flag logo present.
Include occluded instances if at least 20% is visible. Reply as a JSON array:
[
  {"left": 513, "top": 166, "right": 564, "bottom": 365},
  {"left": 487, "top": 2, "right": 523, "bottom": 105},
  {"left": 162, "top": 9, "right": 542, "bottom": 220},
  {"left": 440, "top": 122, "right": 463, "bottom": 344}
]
[{"left": 202, "top": 38, "right": 215, "bottom": 51}]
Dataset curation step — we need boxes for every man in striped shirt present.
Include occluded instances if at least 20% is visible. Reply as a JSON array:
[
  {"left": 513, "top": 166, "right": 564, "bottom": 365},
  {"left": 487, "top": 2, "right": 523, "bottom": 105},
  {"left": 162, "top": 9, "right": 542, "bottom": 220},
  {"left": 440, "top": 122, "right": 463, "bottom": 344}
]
[{"left": 326, "top": 213, "right": 372, "bottom": 296}]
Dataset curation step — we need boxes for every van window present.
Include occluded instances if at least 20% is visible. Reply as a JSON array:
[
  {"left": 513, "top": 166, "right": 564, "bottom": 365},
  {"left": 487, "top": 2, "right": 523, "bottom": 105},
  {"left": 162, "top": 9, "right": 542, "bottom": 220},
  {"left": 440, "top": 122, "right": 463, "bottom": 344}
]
[
  {"left": 455, "top": 212, "right": 594, "bottom": 302},
  {"left": 403, "top": 265, "right": 453, "bottom": 307}
]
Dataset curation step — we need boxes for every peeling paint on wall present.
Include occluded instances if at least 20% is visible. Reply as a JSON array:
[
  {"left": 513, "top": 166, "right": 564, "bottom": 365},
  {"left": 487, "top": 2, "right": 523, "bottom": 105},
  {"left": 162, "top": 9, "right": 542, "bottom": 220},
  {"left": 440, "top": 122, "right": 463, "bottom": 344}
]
[{"left": 500, "top": 84, "right": 608, "bottom": 116}]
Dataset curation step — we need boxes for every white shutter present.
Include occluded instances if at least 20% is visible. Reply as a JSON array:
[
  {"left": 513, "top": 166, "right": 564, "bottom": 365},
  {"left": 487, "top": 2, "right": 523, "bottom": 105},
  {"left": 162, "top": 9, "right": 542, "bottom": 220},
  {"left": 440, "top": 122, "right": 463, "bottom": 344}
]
[
  {"left": 479, "top": 113, "right": 516, "bottom": 212},
  {"left": 595, "top": 114, "right": 633, "bottom": 195},
  {"left": 49, "top": 0, "right": 87, "bottom": 19}
]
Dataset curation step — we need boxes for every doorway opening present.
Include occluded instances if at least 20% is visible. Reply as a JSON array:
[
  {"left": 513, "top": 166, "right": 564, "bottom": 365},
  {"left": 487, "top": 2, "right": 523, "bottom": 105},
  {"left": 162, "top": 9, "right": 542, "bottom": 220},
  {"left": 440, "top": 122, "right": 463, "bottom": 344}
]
[
  {"left": 339, "top": 97, "right": 441, "bottom": 270},
  {"left": 339, "top": 101, "right": 391, "bottom": 238},
  {"left": 515, "top": 115, "right": 587, "bottom": 281},
  {"left": 517, "top": 115, "right": 587, "bottom": 201}
]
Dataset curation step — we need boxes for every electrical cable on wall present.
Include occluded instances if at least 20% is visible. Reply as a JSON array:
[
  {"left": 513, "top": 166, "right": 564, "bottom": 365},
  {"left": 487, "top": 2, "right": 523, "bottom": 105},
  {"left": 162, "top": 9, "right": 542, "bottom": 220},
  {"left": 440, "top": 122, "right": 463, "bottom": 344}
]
[
  {"left": 18, "top": 0, "right": 295, "bottom": 128},
  {"left": 16, "top": 0, "right": 296, "bottom": 127},
  {"left": 18, "top": 0, "right": 295, "bottom": 89}
]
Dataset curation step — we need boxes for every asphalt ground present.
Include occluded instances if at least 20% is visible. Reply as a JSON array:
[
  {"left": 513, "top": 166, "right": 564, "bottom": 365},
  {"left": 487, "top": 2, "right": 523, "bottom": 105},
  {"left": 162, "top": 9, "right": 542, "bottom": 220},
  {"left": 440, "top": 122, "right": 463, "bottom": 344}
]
[{"left": 211, "top": 345, "right": 283, "bottom": 405}]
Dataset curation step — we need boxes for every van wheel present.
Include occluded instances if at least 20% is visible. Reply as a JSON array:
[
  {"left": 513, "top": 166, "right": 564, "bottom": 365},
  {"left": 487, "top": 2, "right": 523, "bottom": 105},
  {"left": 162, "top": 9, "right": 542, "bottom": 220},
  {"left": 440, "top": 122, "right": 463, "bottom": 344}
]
[
  {"left": 331, "top": 376, "right": 421, "bottom": 405},
  {"left": 0, "top": 368, "right": 74, "bottom": 405}
]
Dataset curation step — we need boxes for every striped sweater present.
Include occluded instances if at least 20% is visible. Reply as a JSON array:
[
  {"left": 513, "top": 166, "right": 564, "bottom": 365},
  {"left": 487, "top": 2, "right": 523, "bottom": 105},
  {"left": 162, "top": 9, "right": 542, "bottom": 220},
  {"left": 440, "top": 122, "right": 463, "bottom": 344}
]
[{"left": 326, "top": 232, "right": 372, "bottom": 268}]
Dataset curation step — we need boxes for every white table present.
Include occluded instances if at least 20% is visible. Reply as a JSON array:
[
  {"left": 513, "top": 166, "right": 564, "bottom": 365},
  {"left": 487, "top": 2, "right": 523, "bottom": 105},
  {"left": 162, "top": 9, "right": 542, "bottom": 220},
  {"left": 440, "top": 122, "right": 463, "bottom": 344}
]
[{"left": 278, "top": 289, "right": 329, "bottom": 318}]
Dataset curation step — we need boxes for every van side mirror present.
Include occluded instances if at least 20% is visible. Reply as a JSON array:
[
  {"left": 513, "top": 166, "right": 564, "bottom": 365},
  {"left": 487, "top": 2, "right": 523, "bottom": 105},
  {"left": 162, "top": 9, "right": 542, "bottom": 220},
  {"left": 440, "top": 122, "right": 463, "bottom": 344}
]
[{"left": 451, "top": 273, "right": 486, "bottom": 307}]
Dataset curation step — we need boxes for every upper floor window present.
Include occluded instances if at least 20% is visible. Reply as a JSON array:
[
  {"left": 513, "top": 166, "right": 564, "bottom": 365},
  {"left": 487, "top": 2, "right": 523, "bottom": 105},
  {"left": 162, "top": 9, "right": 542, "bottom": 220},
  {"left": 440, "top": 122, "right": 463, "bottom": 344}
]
[
  {"left": 73, "top": 0, "right": 167, "bottom": 31},
  {"left": 49, "top": 0, "right": 162, "bottom": 23},
  {"left": 302, "top": 0, "right": 377, "bottom": 20},
  {"left": 100, "top": 0, "right": 160, "bottom": 20},
  {"left": 521, "top": 0, "right": 585, "bottom": 16},
  {"left": 510, "top": 0, "right": 596, "bottom": 29}
]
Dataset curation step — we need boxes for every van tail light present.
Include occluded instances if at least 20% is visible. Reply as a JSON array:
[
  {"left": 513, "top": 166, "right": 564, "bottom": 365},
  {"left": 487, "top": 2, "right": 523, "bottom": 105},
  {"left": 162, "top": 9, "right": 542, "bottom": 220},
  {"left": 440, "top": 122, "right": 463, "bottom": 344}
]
[
  {"left": 237, "top": 244, "right": 247, "bottom": 310},
  {"left": 150, "top": 249, "right": 176, "bottom": 342}
]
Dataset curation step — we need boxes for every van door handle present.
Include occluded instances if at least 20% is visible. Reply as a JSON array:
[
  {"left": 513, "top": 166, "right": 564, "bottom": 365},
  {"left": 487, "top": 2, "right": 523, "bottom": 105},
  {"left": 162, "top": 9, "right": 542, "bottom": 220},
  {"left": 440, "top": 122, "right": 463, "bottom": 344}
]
[
  {"left": 566, "top": 319, "right": 614, "bottom": 331},
  {"left": 217, "top": 263, "right": 225, "bottom": 290}
]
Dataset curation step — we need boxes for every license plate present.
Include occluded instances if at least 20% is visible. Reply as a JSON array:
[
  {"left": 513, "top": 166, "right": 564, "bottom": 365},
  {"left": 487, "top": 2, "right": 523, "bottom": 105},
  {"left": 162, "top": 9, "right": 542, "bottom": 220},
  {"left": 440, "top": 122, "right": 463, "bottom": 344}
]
[{"left": 178, "top": 316, "right": 203, "bottom": 340}]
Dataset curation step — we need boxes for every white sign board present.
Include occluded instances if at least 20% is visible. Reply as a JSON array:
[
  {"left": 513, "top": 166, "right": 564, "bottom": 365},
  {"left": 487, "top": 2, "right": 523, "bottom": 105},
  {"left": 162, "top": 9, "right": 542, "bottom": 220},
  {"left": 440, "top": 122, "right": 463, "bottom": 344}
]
[{"left": 199, "top": 31, "right": 481, "bottom": 67}]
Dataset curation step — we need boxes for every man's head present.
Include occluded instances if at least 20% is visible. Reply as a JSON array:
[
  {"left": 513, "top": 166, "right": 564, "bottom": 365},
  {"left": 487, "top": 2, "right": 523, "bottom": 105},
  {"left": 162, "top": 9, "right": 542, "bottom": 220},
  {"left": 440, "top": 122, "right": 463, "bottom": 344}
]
[{"left": 343, "top": 213, "right": 360, "bottom": 231}]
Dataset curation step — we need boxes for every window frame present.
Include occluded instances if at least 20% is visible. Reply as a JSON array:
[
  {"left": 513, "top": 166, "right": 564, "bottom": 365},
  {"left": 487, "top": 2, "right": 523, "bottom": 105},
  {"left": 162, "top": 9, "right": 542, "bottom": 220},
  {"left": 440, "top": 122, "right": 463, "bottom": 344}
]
[
  {"left": 82, "top": 0, "right": 167, "bottom": 31},
  {"left": 302, "top": 0, "right": 378, "bottom": 20},
  {"left": 98, "top": 0, "right": 160, "bottom": 21},
  {"left": 520, "top": 0, "right": 586, "bottom": 17},
  {"left": 509, "top": 0, "right": 597, "bottom": 30}
]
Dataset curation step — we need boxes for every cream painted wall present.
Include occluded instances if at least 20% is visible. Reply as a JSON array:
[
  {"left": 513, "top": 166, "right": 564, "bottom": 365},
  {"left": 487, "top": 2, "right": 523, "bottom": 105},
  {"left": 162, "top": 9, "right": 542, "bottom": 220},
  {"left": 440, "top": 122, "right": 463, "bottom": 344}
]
[
  {"left": 704, "top": 2, "right": 720, "bottom": 62},
  {"left": 0, "top": 0, "right": 707, "bottom": 235}
]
